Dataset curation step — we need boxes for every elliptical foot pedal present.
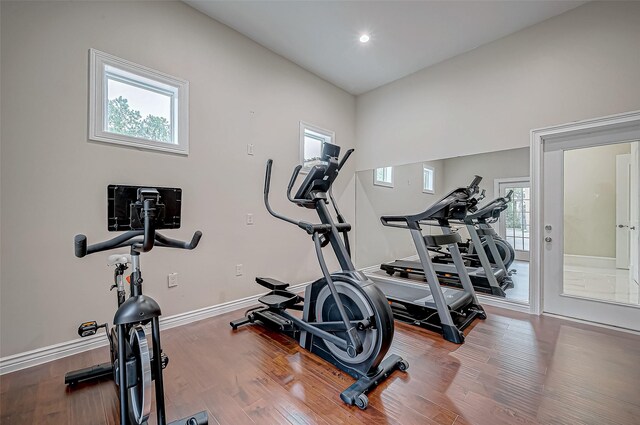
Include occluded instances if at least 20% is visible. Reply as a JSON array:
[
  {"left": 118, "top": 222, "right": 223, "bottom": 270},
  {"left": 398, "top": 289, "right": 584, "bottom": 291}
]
[
  {"left": 258, "top": 290, "right": 300, "bottom": 309},
  {"left": 167, "top": 410, "right": 209, "bottom": 425},
  {"left": 256, "top": 277, "right": 290, "bottom": 290}
]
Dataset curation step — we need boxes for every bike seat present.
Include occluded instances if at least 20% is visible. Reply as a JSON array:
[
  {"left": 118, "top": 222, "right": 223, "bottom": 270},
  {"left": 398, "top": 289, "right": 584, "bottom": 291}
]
[
  {"left": 256, "top": 277, "right": 290, "bottom": 290},
  {"left": 107, "top": 253, "right": 131, "bottom": 267}
]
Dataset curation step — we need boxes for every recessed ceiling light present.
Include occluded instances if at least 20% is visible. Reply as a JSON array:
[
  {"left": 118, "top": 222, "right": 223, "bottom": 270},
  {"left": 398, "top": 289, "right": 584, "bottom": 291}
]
[{"left": 359, "top": 34, "right": 370, "bottom": 43}]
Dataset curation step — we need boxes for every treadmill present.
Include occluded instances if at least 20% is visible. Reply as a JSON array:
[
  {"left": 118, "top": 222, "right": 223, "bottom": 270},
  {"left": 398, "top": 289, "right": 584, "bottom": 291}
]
[
  {"left": 381, "top": 191, "right": 513, "bottom": 296},
  {"left": 374, "top": 176, "right": 487, "bottom": 344}
]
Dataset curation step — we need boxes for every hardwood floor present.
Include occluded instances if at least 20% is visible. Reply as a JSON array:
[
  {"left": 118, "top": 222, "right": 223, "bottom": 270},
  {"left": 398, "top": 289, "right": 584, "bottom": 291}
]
[{"left": 1, "top": 305, "right": 639, "bottom": 425}]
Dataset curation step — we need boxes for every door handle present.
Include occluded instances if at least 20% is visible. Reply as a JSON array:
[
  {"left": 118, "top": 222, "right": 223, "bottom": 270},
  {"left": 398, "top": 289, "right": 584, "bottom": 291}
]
[
  {"left": 631, "top": 226, "right": 637, "bottom": 230},
  {"left": 545, "top": 237, "right": 552, "bottom": 242},
  {"left": 618, "top": 224, "right": 629, "bottom": 228}
]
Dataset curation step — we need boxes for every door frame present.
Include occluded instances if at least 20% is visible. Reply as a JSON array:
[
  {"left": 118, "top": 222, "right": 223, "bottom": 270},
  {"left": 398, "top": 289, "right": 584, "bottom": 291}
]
[{"left": 530, "top": 110, "right": 640, "bottom": 316}]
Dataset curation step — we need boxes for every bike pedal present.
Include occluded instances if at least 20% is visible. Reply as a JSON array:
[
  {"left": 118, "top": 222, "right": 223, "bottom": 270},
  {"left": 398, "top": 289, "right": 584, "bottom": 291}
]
[
  {"left": 161, "top": 353, "right": 169, "bottom": 369},
  {"left": 77, "top": 321, "right": 98, "bottom": 337}
]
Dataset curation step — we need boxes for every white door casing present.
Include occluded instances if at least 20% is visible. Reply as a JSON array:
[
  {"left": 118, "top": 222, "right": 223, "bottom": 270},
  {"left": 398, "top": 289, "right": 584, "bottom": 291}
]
[{"left": 531, "top": 111, "right": 640, "bottom": 329}]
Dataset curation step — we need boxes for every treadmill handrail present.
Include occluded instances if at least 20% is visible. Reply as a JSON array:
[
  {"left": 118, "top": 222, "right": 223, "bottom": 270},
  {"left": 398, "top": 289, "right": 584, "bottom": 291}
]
[
  {"left": 380, "top": 175, "right": 482, "bottom": 230},
  {"left": 465, "top": 189, "right": 514, "bottom": 222}
]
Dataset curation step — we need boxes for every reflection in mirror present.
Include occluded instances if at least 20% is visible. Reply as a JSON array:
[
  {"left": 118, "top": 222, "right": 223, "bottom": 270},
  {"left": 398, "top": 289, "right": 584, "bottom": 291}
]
[
  {"left": 356, "top": 147, "right": 530, "bottom": 304},
  {"left": 563, "top": 141, "right": 640, "bottom": 306}
]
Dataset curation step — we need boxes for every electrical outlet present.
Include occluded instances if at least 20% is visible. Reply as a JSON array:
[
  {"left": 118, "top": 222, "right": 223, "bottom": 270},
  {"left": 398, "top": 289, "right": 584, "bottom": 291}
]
[
  {"left": 168, "top": 273, "right": 178, "bottom": 288},
  {"left": 247, "top": 144, "right": 254, "bottom": 155},
  {"left": 235, "top": 264, "right": 243, "bottom": 276},
  {"left": 246, "top": 213, "right": 254, "bottom": 225}
]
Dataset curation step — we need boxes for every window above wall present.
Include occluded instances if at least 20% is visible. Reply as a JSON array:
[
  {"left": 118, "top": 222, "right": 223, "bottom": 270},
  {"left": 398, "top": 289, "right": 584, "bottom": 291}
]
[
  {"left": 423, "top": 164, "right": 435, "bottom": 194},
  {"left": 300, "top": 122, "right": 335, "bottom": 172},
  {"left": 374, "top": 166, "right": 394, "bottom": 188},
  {"left": 89, "top": 49, "right": 189, "bottom": 155}
]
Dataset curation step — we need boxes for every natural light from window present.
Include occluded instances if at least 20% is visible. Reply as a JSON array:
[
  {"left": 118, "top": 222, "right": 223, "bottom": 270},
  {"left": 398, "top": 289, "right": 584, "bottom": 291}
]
[
  {"left": 374, "top": 166, "right": 393, "bottom": 187},
  {"left": 89, "top": 49, "right": 189, "bottom": 155},
  {"left": 423, "top": 165, "right": 434, "bottom": 193},
  {"left": 300, "top": 122, "right": 334, "bottom": 171}
]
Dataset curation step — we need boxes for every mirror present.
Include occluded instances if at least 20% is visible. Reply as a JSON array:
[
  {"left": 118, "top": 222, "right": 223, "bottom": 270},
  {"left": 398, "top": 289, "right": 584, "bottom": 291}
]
[{"left": 355, "top": 147, "right": 530, "bottom": 304}]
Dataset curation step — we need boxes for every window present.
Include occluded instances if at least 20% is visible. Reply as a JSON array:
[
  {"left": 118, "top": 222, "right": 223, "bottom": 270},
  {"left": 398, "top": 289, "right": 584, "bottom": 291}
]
[
  {"left": 89, "top": 49, "right": 189, "bottom": 155},
  {"left": 300, "top": 122, "right": 335, "bottom": 172},
  {"left": 374, "top": 166, "right": 394, "bottom": 187},
  {"left": 423, "top": 165, "right": 435, "bottom": 194}
]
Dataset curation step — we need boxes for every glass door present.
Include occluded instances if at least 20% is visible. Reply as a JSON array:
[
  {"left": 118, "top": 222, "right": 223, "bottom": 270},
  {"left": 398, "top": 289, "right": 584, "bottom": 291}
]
[
  {"left": 497, "top": 180, "right": 531, "bottom": 261},
  {"left": 542, "top": 140, "right": 640, "bottom": 330}
]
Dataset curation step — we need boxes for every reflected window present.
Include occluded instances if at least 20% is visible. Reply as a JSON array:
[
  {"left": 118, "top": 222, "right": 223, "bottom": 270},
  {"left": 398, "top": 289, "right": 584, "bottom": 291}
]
[
  {"left": 374, "top": 166, "right": 393, "bottom": 187},
  {"left": 423, "top": 165, "right": 435, "bottom": 194}
]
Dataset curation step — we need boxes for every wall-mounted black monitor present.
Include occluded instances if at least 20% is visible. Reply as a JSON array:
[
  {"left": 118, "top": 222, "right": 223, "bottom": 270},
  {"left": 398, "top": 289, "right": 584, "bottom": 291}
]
[{"left": 107, "top": 185, "right": 182, "bottom": 231}]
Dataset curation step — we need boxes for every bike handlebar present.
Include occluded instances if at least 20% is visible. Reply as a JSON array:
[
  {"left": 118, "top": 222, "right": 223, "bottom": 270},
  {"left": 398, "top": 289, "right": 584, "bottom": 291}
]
[{"left": 75, "top": 230, "right": 202, "bottom": 258}]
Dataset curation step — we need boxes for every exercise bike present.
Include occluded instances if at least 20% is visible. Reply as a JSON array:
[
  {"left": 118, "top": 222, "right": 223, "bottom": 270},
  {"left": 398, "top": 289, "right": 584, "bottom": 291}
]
[
  {"left": 65, "top": 186, "right": 208, "bottom": 425},
  {"left": 231, "top": 143, "right": 408, "bottom": 409}
]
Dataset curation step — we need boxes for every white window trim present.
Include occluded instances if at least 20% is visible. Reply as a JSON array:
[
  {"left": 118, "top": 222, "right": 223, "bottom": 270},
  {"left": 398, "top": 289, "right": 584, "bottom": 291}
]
[
  {"left": 299, "top": 121, "right": 335, "bottom": 173},
  {"left": 423, "top": 164, "right": 435, "bottom": 194},
  {"left": 89, "top": 48, "right": 189, "bottom": 155},
  {"left": 374, "top": 166, "right": 394, "bottom": 188}
]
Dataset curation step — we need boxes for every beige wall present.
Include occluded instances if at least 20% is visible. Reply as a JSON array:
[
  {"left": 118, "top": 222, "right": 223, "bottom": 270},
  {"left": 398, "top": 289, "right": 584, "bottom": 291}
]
[
  {"left": 355, "top": 148, "right": 529, "bottom": 268},
  {"left": 355, "top": 160, "right": 445, "bottom": 268},
  {"left": 355, "top": 1, "right": 640, "bottom": 171},
  {"left": 0, "top": 1, "right": 356, "bottom": 357},
  {"left": 564, "top": 143, "right": 631, "bottom": 258}
]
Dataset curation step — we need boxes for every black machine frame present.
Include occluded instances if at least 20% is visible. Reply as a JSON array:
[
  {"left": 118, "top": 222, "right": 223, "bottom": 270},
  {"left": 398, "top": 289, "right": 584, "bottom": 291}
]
[
  {"left": 66, "top": 186, "right": 208, "bottom": 425},
  {"left": 231, "top": 144, "right": 407, "bottom": 409}
]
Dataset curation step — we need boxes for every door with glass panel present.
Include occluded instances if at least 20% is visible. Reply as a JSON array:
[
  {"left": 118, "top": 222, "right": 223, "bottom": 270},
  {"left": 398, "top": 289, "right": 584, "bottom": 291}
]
[
  {"left": 543, "top": 137, "right": 640, "bottom": 330},
  {"left": 497, "top": 179, "right": 530, "bottom": 261}
]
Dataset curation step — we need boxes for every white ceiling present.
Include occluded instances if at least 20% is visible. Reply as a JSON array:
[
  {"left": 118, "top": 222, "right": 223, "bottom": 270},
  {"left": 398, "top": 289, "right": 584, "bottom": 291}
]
[{"left": 186, "top": 1, "right": 586, "bottom": 95}]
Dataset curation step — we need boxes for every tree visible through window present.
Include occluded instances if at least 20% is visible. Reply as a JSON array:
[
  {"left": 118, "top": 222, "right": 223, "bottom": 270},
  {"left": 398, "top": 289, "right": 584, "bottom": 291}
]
[
  {"left": 89, "top": 49, "right": 189, "bottom": 155},
  {"left": 107, "top": 96, "right": 171, "bottom": 143}
]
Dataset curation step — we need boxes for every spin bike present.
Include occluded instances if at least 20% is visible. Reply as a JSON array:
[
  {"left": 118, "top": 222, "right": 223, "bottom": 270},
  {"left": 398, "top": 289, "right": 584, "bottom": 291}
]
[
  {"left": 65, "top": 186, "right": 208, "bottom": 425},
  {"left": 231, "top": 143, "right": 408, "bottom": 410}
]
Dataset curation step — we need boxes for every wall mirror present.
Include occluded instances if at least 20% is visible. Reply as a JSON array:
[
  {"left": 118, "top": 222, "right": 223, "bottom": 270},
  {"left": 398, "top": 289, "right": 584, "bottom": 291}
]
[{"left": 355, "top": 147, "right": 531, "bottom": 306}]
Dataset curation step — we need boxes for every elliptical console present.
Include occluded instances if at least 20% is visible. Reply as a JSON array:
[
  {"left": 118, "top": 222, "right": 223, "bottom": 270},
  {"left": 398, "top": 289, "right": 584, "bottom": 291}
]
[{"left": 231, "top": 143, "right": 408, "bottom": 409}]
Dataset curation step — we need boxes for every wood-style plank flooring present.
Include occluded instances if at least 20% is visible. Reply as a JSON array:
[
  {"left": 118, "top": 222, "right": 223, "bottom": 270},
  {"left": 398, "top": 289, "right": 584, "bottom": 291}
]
[{"left": 1, "top": 305, "right": 639, "bottom": 425}]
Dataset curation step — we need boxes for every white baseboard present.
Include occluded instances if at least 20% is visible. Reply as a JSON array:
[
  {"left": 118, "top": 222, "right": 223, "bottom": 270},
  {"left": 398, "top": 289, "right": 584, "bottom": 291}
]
[
  {"left": 477, "top": 294, "right": 531, "bottom": 313},
  {"left": 0, "top": 282, "right": 307, "bottom": 376},
  {"left": 564, "top": 254, "right": 616, "bottom": 269},
  {"left": 542, "top": 312, "right": 640, "bottom": 335}
]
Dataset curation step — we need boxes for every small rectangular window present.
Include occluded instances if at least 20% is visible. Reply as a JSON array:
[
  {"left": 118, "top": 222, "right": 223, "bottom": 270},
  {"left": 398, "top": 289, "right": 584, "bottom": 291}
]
[
  {"left": 374, "top": 166, "right": 394, "bottom": 187},
  {"left": 300, "top": 122, "right": 335, "bottom": 172},
  {"left": 89, "top": 49, "right": 189, "bottom": 155},
  {"left": 423, "top": 165, "right": 435, "bottom": 194}
]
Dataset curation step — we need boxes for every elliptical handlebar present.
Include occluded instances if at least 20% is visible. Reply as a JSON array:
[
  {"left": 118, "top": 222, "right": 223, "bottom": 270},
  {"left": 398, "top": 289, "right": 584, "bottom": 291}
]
[
  {"left": 263, "top": 159, "right": 303, "bottom": 228},
  {"left": 337, "top": 148, "right": 354, "bottom": 171},
  {"left": 263, "top": 148, "right": 355, "bottom": 236},
  {"left": 286, "top": 165, "right": 305, "bottom": 204}
]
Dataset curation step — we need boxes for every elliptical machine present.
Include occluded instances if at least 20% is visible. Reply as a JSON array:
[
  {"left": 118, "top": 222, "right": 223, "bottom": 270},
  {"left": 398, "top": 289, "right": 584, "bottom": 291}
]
[
  {"left": 231, "top": 143, "right": 408, "bottom": 409},
  {"left": 65, "top": 186, "right": 208, "bottom": 425}
]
